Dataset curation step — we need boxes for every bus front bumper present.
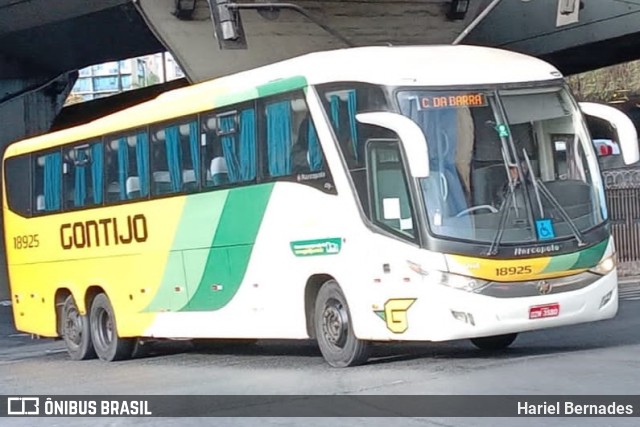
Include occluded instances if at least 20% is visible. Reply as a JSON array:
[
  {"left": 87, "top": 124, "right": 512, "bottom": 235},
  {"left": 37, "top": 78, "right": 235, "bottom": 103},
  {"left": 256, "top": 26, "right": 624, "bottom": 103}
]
[{"left": 360, "top": 270, "right": 618, "bottom": 342}]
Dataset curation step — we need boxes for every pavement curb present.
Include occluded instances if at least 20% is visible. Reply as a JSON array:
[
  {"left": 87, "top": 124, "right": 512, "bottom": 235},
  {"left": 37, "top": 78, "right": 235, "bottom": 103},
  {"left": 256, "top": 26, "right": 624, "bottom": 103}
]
[
  {"left": 619, "top": 277, "right": 640, "bottom": 286},
  {"left": 0, "top": 339, "right": 66, "bottom": 362}
]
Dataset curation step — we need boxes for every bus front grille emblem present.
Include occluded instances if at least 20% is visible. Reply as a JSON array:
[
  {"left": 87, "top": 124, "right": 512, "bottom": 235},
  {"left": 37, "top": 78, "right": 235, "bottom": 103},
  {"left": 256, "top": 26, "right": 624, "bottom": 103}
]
[{"left": 537, "top": 280, "right": 553, "bottom": 295}]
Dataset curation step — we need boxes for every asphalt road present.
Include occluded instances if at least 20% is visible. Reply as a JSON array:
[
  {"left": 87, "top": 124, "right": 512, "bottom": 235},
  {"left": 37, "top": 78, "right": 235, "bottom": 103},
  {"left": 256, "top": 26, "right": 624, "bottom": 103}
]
[{"left": 2, "top": 285, "right": 640, "bottom": 426}]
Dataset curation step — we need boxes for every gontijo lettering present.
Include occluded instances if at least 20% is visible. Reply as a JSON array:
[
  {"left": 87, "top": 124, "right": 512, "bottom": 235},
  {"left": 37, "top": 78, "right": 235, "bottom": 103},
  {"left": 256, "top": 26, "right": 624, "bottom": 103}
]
[{"left": 60, "top": 214, "right": 148, "bottom": 249}]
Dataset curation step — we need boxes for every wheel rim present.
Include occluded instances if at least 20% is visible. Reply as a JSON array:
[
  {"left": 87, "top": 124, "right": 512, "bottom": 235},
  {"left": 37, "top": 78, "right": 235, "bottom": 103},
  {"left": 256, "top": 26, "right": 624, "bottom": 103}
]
[
  {"left": 63, "top": 305, "right": 83, "bottom": 349},
  {"left": 94, "top": 307, "right": 113, "bottom": 352},
  {"left": 322, "top": 298, "right": 348, "bottom": 348}
]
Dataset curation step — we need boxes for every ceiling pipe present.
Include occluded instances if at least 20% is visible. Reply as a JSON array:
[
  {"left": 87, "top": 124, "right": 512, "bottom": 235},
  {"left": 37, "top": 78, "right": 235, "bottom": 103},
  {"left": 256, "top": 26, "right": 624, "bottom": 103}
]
[{"left": 452, "top": 0, "right": 504, "bottom": 45}]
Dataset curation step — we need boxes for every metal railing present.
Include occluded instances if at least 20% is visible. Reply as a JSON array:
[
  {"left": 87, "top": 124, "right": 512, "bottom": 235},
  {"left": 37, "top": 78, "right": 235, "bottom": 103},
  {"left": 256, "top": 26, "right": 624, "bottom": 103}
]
[{"left": 603, "top": 168, "right": 640, "bottom": 276}]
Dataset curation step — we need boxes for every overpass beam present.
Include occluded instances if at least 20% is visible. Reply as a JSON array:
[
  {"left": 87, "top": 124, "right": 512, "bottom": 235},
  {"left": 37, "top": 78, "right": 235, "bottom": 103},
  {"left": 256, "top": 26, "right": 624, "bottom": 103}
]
[
  {"left": 465, "top": 0, "right": 640, "bottom": 74},
  {"left": 135, "top": 0, "right": 479, "bottom": 82}
]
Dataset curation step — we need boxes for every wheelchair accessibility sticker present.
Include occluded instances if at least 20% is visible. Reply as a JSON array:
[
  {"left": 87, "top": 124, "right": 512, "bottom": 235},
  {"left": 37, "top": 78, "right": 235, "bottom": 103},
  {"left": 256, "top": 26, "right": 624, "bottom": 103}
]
[{"left": 536, "top": 219, "right": 556, "bottom": 240}]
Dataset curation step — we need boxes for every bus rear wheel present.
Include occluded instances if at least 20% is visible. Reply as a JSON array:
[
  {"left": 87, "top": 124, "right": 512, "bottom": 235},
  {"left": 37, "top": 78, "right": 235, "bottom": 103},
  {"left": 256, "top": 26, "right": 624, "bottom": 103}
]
[
  {"left": 470, "top": 333, "right": 518, "bottom": 350},
  {"left": 89, "top": 293, "right": 134, "bottom": 361},
  {"left": 314, "top": 280, "right": 369, "bottom": 368},
  {"left": 61, "top": 295, "right": 96, "bottom": 360}
]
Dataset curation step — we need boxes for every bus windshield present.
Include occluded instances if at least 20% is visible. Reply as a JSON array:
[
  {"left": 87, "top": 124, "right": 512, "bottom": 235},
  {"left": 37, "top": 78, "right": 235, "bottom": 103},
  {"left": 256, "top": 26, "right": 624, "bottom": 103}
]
[{"left": 397, "top": 87, "right": 606, "bottom": 246}]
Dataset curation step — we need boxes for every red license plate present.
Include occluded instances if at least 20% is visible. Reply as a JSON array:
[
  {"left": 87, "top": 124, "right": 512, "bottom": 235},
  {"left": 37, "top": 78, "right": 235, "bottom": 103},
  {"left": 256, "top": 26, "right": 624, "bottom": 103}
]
[{"left": 529, "top": 303, "right": 560, "bottom": 319}]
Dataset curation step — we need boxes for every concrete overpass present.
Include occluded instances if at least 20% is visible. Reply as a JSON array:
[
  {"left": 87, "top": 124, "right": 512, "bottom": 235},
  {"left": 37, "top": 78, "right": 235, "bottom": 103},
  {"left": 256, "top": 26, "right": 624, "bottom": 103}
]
[
  {"left": 465, "top": 0, "right": 640, "bottom": 75},
  {"left": 4, "top": 0, "right": 640, "bottom": 144},
  {"left": 2, "top": 0, "right": 640, "bottom": 300}
]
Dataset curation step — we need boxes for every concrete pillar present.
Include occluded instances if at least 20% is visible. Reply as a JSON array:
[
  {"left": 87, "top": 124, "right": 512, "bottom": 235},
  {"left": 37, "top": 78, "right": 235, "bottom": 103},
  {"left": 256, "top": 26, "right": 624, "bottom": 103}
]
[{"left": 0, "top": 53, "right": 75, "bottom": 300}]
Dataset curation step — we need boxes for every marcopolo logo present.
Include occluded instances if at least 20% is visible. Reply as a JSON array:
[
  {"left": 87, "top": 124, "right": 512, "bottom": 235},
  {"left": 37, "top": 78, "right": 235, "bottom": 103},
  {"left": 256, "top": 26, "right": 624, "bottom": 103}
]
[
  {"left": 513, "top": 243, "right": 561, "bottom": 256},
  {"left": 7, "top": 397, "right": 39, "bottom": 415}
]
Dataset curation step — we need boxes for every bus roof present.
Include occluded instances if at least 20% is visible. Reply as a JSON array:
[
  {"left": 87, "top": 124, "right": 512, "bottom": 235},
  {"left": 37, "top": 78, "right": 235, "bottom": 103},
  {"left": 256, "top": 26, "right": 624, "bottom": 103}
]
[{"left": 5, "top": 45, "right": 562, "bottom": 158}]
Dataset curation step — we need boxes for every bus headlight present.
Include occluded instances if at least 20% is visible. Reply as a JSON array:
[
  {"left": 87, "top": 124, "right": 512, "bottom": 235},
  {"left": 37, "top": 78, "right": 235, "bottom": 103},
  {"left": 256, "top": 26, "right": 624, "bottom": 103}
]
[
  {"left": 590, "top": 255, "right": 616, "bottom": 276},
  {"left": 435, "top": 271, "right": 489, "bottom": 293}
]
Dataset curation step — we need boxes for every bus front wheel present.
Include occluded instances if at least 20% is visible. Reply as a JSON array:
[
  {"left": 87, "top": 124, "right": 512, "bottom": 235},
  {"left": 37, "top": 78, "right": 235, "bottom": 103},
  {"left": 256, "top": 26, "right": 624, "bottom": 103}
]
[
  {"left": 314, "top": 280, "right": 369, "bottom": 368},
  {"left": 61, "top": 295, "right": 96, "bottom": 360},
  {"left": 89, "top": 293, "right": 134, "bottom": 361},
  {"left": 470, "top": 333, "right": 518, "bottom": 350}
]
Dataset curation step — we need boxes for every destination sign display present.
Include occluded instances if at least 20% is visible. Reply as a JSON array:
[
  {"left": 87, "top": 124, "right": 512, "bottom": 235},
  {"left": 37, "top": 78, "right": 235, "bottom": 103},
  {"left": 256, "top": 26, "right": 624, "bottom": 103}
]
[{"left": 418, "top": 93, "right": 487, "bottom": 109}]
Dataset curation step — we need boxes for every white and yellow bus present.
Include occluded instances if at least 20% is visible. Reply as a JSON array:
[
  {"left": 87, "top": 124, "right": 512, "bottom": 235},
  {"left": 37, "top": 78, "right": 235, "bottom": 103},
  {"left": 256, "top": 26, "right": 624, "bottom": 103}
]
[{"left": 4, "top": 46, "right": 638, "bottom": 367}]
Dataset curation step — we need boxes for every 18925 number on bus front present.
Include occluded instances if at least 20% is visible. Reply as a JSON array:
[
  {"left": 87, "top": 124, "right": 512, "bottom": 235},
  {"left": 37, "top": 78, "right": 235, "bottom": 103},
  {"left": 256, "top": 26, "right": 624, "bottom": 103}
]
[
  {"left": 495, "top": 265, "right": 533, "bottom": 277},
  {"left": 13, "top": 234, "right": 39, "bottom": 249}
]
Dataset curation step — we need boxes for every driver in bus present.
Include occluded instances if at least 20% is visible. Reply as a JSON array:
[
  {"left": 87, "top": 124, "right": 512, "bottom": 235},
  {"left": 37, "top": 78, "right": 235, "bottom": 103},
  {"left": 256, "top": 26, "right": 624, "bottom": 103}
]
[{"left": 493, "top": 161, "right": 529, "bottom": 208}]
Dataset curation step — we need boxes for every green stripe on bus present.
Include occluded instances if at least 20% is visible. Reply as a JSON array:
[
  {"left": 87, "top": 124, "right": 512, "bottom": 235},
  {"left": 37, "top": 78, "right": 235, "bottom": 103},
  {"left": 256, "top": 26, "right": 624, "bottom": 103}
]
[
  {"left": 183, "top": 184, "right": 274, "bottom": 311},
  {"left": 214, "top": 88, "right": 259, "bottom": 109},
  {"left": 211, "top": 75, "right": 306, "bottom": 109},
  {"left": 257, "top": 76, "right": 307, "bottom": 98},
  {"left": 571, "top": 239, "right": 608, "bottom": 269},
  {"left": 541, "top": 239, "right": 608, "bottom": 274},
  {"left": 143, "top": 192, "right": 229, "bottom": 312}
]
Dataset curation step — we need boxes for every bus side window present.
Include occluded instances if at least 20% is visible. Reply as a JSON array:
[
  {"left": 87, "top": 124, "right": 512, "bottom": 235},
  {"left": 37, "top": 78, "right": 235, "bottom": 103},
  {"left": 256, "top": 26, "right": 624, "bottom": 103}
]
[
  {"left": 62, "top": 141, "right": 103, "bottom": 209},
  {"left": 201, "top": 114, "right": 223, "bottom": 187},
  {"left": 33, "top": 151, "right": 62, "bottom": 213},
  {"left": 367, "top": 140, "right": 415, "bottom": 239},
  {"left": 317, "top": 84, "right": 388, "bottom": 209},
  {"left": 106, "top": 131, "right": 149, "bottom": 201},
  {"left": 295, "top": 115, "right": 325, "bottom": 173},
  {"left": 264, "top": 96, "right": 326, "bottom": 179},
  {"left": 318, "top": 84, "right": 387, "bottom": 170},
  {"left": 150, "top": 118, "right": 199, "bottom": 195},
  {"left": 325, "top": 91, "right": 361, "bottom": 168},
  {"left": 202, "top": 106, "right": 256, "bottom": 188},
  {"left": 5, "top": 154, "right": 32, "bottom": 217}
]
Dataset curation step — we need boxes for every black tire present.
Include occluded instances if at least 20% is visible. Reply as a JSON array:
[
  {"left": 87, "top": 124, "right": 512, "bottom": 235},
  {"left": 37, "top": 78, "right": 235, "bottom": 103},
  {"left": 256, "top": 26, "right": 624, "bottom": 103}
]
[
  {"left": 61, "top": 295, "right": 96, "bottom": 360},
  {"left": 314, "top": 280, "right": 369, "bottom": 367},
  {"left": 89, "top": 293, "right": 134, "bottom": 361},
  {"left": 471, "top": 333, "right": 518, "bottom": 350}
]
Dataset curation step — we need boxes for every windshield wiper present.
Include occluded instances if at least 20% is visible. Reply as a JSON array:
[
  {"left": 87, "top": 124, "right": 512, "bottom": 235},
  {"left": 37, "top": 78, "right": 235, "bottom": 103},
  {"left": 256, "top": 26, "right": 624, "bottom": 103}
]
[
  {"left": 486, "top": 184, "right": 514, "bottom": 256},
  {"left": 532, "top": 179, "right": 586, "bottom": 247},
  {"left": 502, "top": 147, "right": 520, "bottom": 215},
  {"left": 522, "top": 150, "right": 544, "bottom": 217},
  {"left": 520, "top": 150, "right": 586, "bottom": 247},
  {"left": 486, "top": 95, "right": 537, "bottom": 256},
  {"left": 486, "top": 148, "right": 521, "bottom": 256}
]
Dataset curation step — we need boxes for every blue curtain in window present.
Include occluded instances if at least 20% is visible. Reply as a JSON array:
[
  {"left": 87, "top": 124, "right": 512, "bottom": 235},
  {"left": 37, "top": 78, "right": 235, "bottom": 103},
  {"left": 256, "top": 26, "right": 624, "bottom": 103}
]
[
  {"left": 117, "top": 138, "right": 129, "bottom": 200},
  {"left": 266, "top": 102, "right": 292, "bottom": 177},
  {"left": 165, "top": 126, "right": 182, "bottom": 191},
  {"left": 188, "top": 121, "right": 200, "bottom": 182},
  {"left": 307, "top": 120, "right": 323, "bottom": 172},
  {"left": 403, "top": 100, "right": 467, "bottom": 218},
  {"left": 220, "top": 115, "right": 241, "bottom": 183},
  {"left": 91, "top": 143, "right": 103, "bottom": 204},
  {"left": 74, "top": 149, "right": 87, "bottom": 207},
  {"left": 136, "top": 132, "right": 149, "bottom": 196},
  {"left": 330, "top": 95, "right": 340, "bottom": 133},
  {"left": 347, "top": 90, "right": 359, "bottom": 162},
  {"left": 44, "top": 152, "right": 61, "bottom": 211},
  {"left": 239, "top": 109, "right": 256, "bottom": 181}
]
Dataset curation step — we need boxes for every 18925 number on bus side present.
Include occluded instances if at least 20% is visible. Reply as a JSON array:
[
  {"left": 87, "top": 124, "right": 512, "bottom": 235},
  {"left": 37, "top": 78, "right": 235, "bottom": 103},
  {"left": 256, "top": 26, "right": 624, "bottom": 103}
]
[{"left": 13, "top": 234, "right": 39, "bottom": 249}]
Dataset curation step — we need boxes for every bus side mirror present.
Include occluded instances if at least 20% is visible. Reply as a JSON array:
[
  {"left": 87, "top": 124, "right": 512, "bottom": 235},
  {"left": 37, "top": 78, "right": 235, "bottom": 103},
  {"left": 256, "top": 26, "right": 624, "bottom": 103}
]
[
  {"left": 580, "top": 102, "right": 639, "bottom": 165},
  {"left": 355, "top": 112, "right": 430, "bottom": 178}
]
